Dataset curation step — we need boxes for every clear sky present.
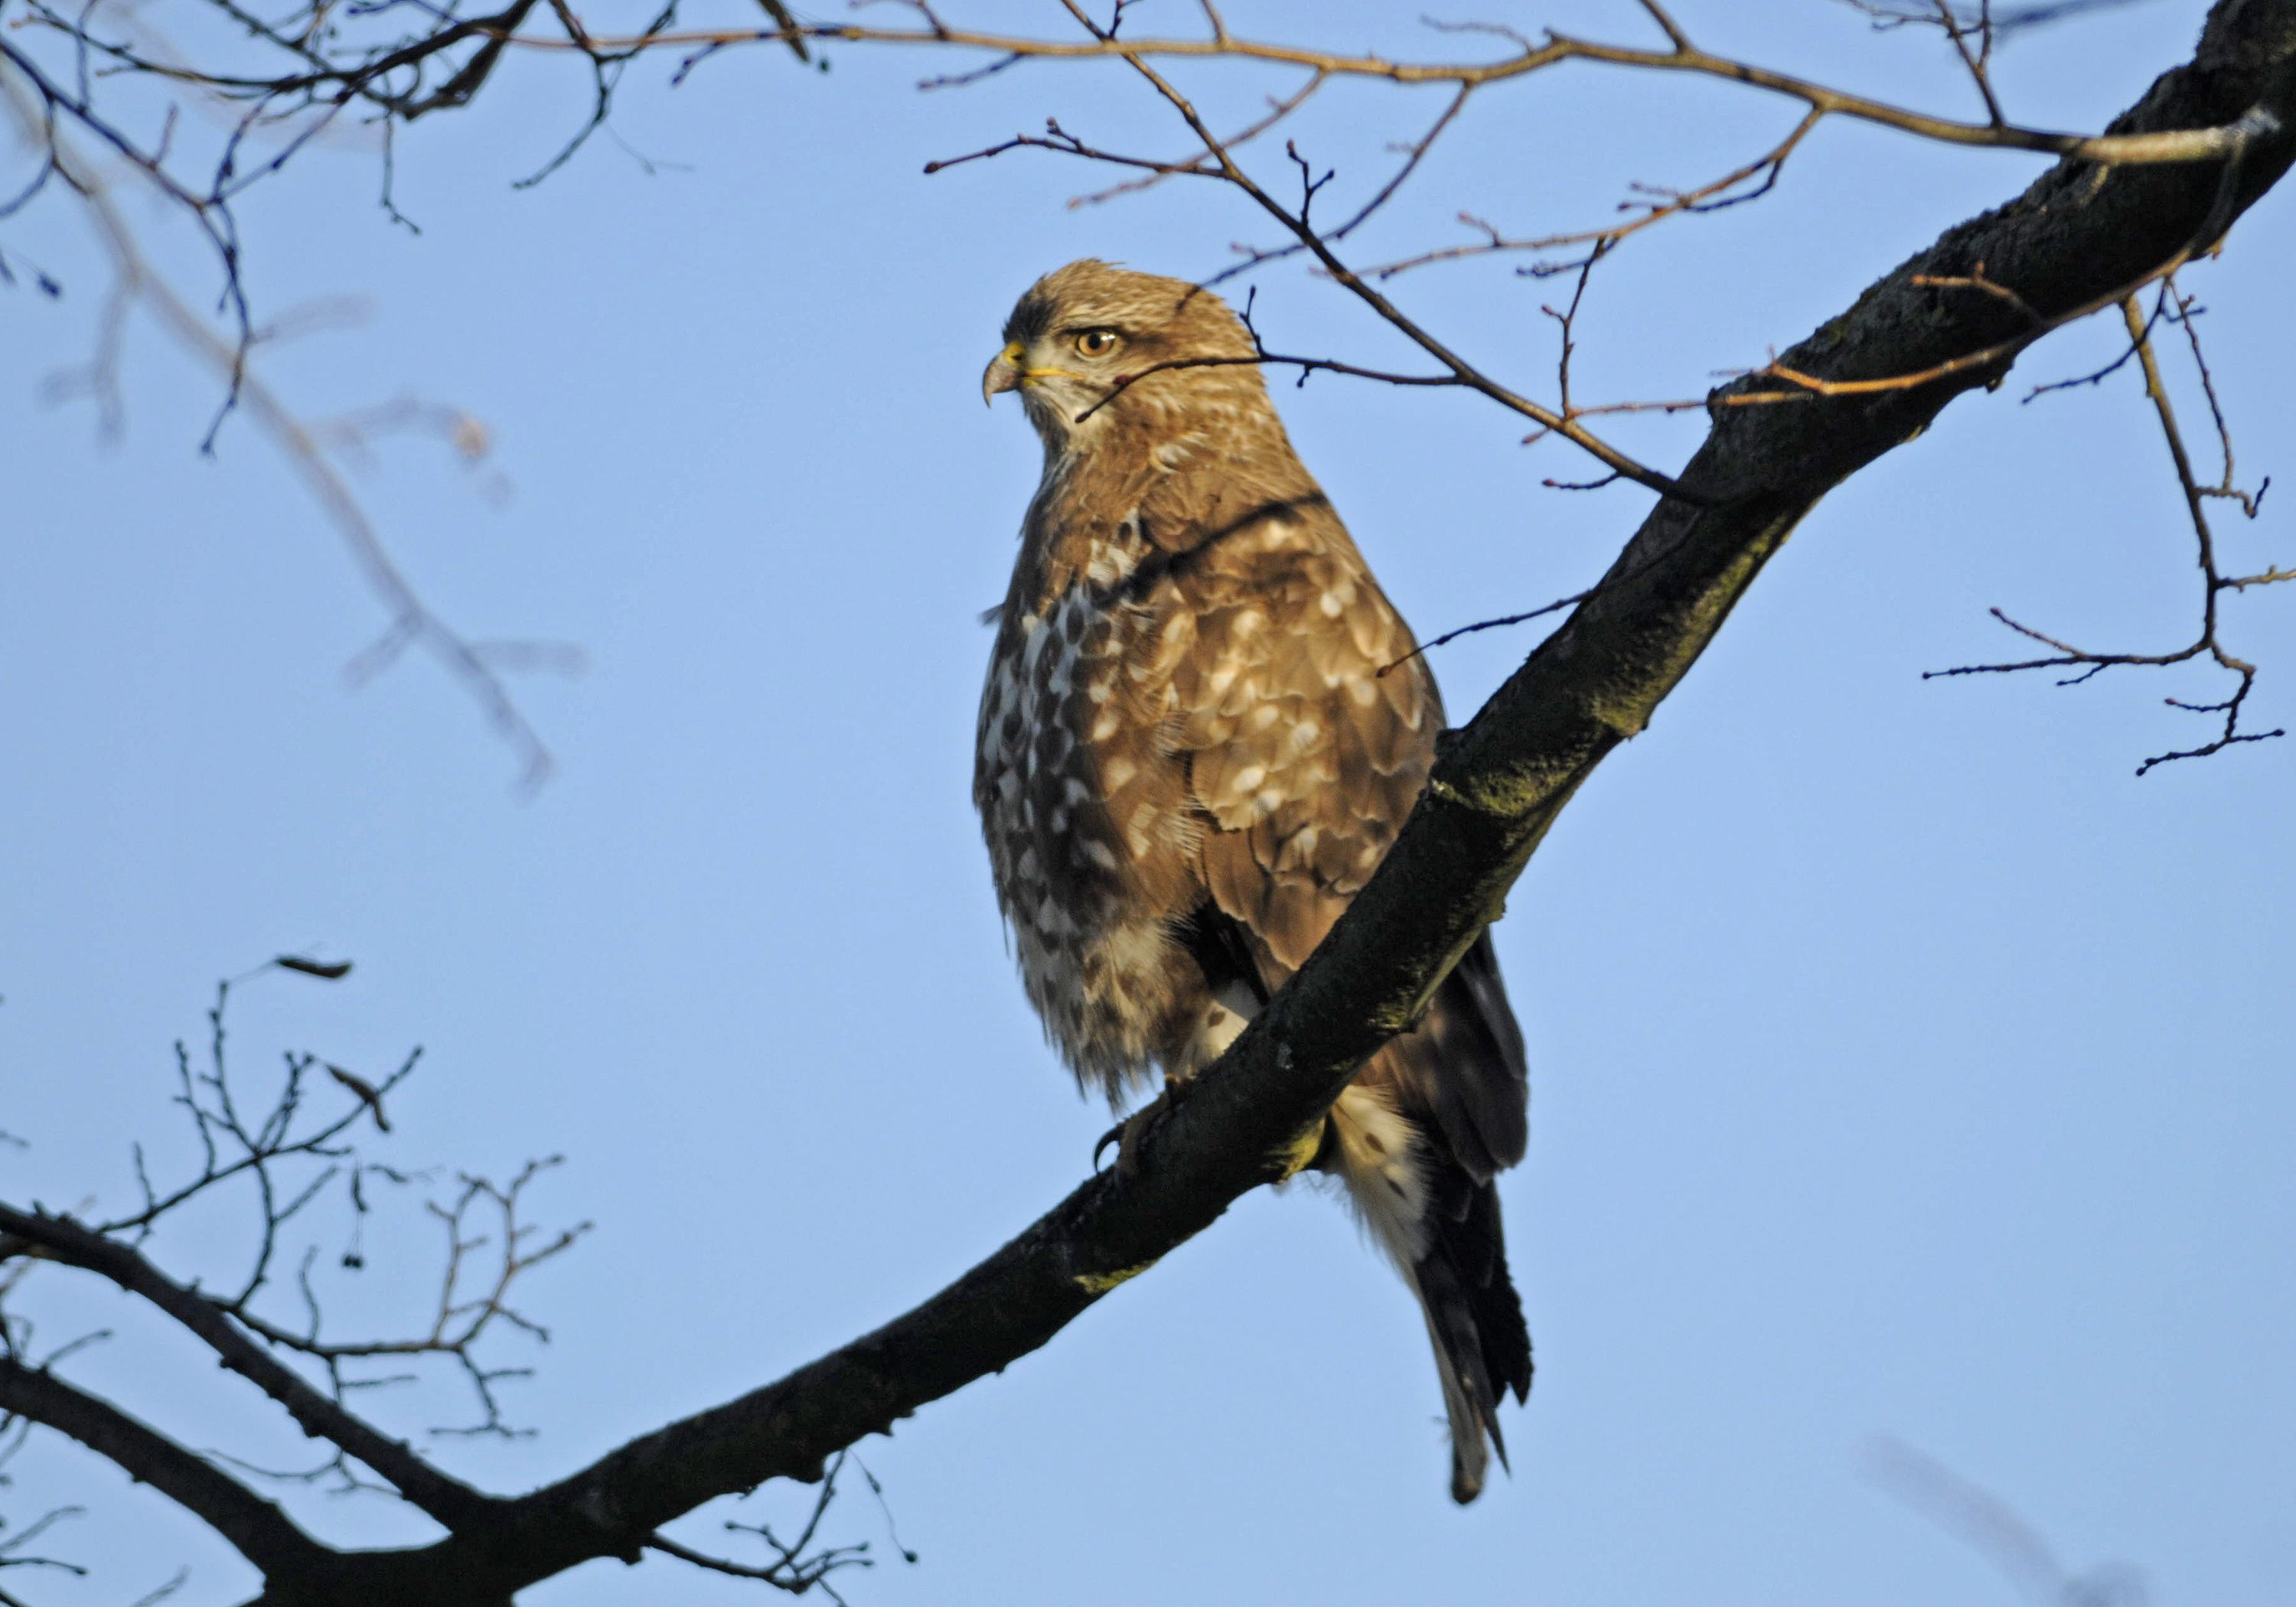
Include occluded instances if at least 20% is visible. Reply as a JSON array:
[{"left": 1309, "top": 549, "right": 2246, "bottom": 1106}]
[{"left": 4, "top": 3, "right": 2291, "bottom": 1604}]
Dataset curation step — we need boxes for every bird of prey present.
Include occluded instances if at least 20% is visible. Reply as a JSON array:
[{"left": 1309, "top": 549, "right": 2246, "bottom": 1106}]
[{"left": 975, "top": 260, "right": 1531, "bottom": 1502}]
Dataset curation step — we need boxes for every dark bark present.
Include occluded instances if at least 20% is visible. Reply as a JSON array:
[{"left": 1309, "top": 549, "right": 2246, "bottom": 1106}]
[
  {"left": 9, "top": 5, "right": 2292, "bottom": 1603},
  {"left": 0, "top": 1359, "right": 327, "bottom": 1585},
  {"left": 0, "top": 1204, "right": 500, "bottom": 1535},
  {"left": 260, "top": 5, "right": 2295, "bottom": 1602}
]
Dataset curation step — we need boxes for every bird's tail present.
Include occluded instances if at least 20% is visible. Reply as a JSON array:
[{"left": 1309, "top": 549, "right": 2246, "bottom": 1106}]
[
  {"left": 1326, "top": 1087, "right": 1531, "bottom": 1504},
  {"left": 1410, "top": 1175, "right": 1528, "bottom": 1503}
]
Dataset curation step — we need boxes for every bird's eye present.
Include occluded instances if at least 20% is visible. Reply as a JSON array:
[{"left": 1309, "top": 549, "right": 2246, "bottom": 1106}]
[{"left": 1073, "top": 329, "right": 1121, "bottom": 358}]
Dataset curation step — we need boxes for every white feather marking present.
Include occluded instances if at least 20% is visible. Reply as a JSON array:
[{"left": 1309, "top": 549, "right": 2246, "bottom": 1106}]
[
  {"left": 1327, "top": 1086, "right": 1428, "bottom": 1266},
  {"left": 1174, "top": 980, "right": 1260, "bottom": 1076}
]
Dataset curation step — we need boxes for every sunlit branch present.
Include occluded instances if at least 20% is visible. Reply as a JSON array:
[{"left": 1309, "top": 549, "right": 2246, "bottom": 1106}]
[
  {"left": 354, "top": 10, "right": 2265, "bottom": 168},
  {"left": 1358, "top": 107, "right": 1821, "bottom": 279},
  {"left": 1923, "top": 286, "right": 2288, "bottom": 773}
]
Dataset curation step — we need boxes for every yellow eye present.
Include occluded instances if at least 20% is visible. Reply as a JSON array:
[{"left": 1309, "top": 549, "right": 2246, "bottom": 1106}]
[{"left": 1074, "top": 329, "right": 1121, "bottom": 358}]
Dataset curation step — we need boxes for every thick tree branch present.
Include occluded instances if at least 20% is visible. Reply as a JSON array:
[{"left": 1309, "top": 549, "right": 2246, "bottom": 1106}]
[
  {"left": 0, "top": 1206, "right": 497, "bottom": 1534},
  {"left": 0, "top": 1358, "right": 325, "bottom": 1583},
  {"left": 220, "top": 3, "right": 2296, "bottom": 1602}
]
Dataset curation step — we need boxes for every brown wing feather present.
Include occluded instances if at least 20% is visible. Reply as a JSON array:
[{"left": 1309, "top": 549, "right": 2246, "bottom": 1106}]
[
  {"left": 1167, "top": 499, "right": 1525, "bottom": 1178},
  {"left": 1174, "top": 507, "right": 1419, "bottom": 947},
  {"left": 1163, "top": 496, "right": 1533, "bottom": 1501}
]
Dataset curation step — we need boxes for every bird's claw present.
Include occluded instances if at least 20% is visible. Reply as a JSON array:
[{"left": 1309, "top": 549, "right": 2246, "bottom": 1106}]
[
  {"left": 1093, "top": 1074, "right": 1192, "bottom": 1178},
  {"left": 1091, "top": 1110, "right": 1143, "bottom": 1175}
]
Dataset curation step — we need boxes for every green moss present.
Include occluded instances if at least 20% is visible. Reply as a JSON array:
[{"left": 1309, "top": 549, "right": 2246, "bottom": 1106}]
[
  {"left": 1073, "top": 1261, "right": 1156, "bottom": 1294},
  {"left": 1267, "top": 1123, "right": 1323, "bottom": 1182}
]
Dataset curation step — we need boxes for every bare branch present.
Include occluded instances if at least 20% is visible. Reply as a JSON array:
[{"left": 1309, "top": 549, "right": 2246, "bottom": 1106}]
[
  {"left": 0, "top": 1437, "right": 87, "bottom": 1592},
  {"left": 642, "top": 1450, "right": 904, "bottom": 1605},
  {"left": 1359, "top": 108, "right": 1822, "bottom": 280},
  {"left": 0, "top": 59, "right": 576, "bottom": 790},
  {"left": 305, "top": 11, "right": 2268, "bottom": 168},
  {"left": 207, "top": 16, "right": 2296, "bottom": 1600},
  {"left": 0, "top": 1358, "right": 328, "bottom": 1582},
  {"left": 1867, "top": 1436, "right": 2144, "bottom": 1605},
  {"left": 1923, "top": 285, "right": 2285, "bottom": 771},
  {"left": 0, "top": 967, "right": 546, "bottom": 1530},
  {"left": 4, "top": 7, "right": 2291, "bottom": 1605},
  {"left": 0, "top": 1202, "right": 499, "bottom": 1531},
  {"left": 1062, "top": 15, "right": 1699, "bottom": 499}
]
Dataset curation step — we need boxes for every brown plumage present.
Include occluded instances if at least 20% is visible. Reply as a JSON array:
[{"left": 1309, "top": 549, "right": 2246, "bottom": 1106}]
[{"left": 975, "top": 261, "right": 1530, "bottom": 1501}]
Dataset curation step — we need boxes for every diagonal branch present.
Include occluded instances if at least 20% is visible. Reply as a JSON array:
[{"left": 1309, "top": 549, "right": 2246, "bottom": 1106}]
[
  {"left": 228, "top": 5, "right": 2296, "bottom": 1602},
  {"left": 0, "top": 1358, "right": 328, "bottom": 1583},
  {"left": 1358, "top": 106, "right": 1824, "bottom": 280},
  {"left": 0, "top": 1206, "right": 497, "bottom": 1534},
  {"left": 1049, "top": 1, "right": 1700, "bottom": 500},
  {"left": 0, "top": 67, "right": 570, "bottom": 791}
]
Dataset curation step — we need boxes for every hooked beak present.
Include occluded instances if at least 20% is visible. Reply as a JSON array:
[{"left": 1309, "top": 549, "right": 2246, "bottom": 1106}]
[{"left": 983, "top": 341, "right": 1025, "bottom": 406}]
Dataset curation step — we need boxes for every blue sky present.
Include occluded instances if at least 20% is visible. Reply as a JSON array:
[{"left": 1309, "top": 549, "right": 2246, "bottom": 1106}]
[{"left": 3, "top": 2, "right": 2291, "bottom": 1603}]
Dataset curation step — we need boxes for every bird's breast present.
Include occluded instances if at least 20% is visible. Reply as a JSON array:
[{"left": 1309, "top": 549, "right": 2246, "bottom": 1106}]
[{"left": 975, "top": 576, "right": 1208, "bottom": 1095}]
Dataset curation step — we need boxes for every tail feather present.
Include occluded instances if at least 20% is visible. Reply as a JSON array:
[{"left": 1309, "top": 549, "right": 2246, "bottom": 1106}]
[
  {"left": 1416, "top": 1262, "right": 1497, "bottom": 1502},
  {"left": 1328, "top": 1084, "right": 1531, "bottom": 1503},
  {"left": 1411, "top": 1165, "right": 1530, "bottom": 1503}
]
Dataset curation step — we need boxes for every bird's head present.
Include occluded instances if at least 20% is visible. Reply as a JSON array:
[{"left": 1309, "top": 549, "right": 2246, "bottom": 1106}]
[{"left": 983, "top": 259, "right": 1264, "bottom": 456}]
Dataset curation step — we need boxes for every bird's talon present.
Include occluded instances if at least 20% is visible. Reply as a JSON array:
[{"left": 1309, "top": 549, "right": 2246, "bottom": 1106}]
[
  {"left": 1091, "top": 1119, "right": 1127, "bottom": 1173},
  {"left": 1093, "top": 1094, "right": 1171, "bottom": 1178}
]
